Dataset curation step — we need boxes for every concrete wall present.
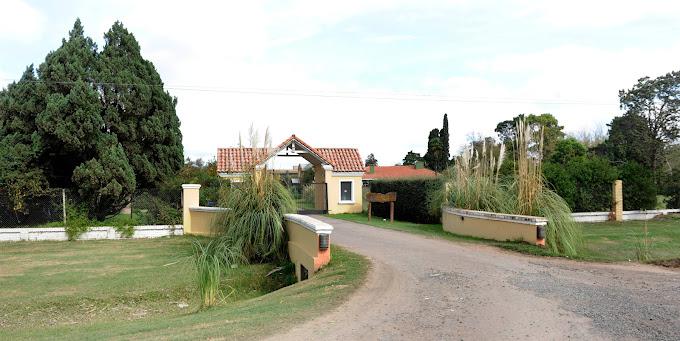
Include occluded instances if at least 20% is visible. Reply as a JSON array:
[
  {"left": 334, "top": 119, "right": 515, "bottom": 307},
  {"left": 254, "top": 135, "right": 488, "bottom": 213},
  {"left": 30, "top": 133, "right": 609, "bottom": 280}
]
[
  {"left": 284, "top": 214, "right": 333, "bottom": 281},
  {"left": 442, "top": 207, "right": 546, "bottom": 246},
  {"left": 0, "top": 225, "right": 183, "bottom": 242},
  {"left": 572, "top": 209, "right": 680, "bottom": 223}
]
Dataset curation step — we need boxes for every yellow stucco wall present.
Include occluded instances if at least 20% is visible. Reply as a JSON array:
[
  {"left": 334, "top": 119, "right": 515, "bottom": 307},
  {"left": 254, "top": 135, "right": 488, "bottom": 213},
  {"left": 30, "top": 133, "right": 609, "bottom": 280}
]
[
  {"left": 442, "top": 208, "right": 543, "bottom": 245},
  {"left": 326, "top": 172, "right": 363, "bottom": 214},
  {"left": 188, "top": 209, "right": 222, "bottom": 236},
  {"left": 287, "top": 220, "right": 320, "bottom": 281}
]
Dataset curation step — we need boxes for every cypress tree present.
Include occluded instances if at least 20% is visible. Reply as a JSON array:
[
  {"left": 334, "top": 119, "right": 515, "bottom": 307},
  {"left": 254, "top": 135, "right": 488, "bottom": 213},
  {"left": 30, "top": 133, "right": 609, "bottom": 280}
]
[
  {"left": 440, "top": 113, "right": 450, "bottom": 165},
  {"left": 98, "top": 22, "right": 183, "bottom": 188},
  {"left": 36, "top": 19, "right": 105, "bottom": 186},
  {"left": 35, "top": 19, "right": 135, "bottom": 218},
  {"left": 424, "top": 128, "right": 445, "bottom": 172},
  {"left": 0, "top": 66, "right": 49, "bottom": 214},
  {"left": 1, "top": 19, "right": 183, "bottom": 219}
]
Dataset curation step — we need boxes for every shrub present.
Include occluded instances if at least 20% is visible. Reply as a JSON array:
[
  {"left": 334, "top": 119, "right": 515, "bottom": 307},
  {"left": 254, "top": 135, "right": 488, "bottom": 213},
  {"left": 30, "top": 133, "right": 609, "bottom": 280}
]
[
  {"left": 113, "top": 218, "right": 135, "bottom": 238},
  {"left": 544, "top": 156, "right": 619, "bottom": 212},
  {"left": 64, "top": 206, "right": 92, "bottom": 241},
  {"left": 665, "top": 169, "right": 680, "bottom": 208},
  {"left": 369, "top": 177, "right": 443, "bottom": 224},
  {"left": 619, "top": 161, "right": 657, "bottom": 210},
  {"left": 144, "top": 197, "right": 182, "bottom": 225}
]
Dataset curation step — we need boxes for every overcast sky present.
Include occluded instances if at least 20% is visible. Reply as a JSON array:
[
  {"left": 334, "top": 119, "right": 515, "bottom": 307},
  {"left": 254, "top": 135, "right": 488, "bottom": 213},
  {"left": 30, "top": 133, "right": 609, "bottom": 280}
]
[{"left": 2, "top": 1, "right": 680, "bottom": 165}]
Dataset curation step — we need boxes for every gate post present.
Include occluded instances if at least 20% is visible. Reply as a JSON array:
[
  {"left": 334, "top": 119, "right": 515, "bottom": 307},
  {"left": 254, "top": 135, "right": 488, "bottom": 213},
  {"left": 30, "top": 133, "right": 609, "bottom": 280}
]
[
  {"left": 612, "top": 180, "right": 623, "bottom": 222},
  {"left": 182, "top": 184, "right": 201, "bottom": 233}
]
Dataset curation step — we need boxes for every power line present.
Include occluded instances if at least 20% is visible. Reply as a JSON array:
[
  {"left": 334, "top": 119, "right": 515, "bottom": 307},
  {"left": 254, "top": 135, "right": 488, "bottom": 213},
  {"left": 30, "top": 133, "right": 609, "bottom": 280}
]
[{"left": 0, "top": 78, "right": 618, "bottom": 106}]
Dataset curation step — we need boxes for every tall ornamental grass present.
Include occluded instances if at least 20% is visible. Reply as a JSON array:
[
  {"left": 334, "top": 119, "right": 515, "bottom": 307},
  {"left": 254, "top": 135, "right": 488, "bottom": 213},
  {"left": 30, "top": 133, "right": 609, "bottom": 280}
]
[
  {"left": 215, "top": 169, "right": 295, "bottom": 262},
  {"left": 192, "top": 127, "right": 295, "bottom": 307},
  {"left": 437, "top": 118, "right": 582, "bottom": 256}
]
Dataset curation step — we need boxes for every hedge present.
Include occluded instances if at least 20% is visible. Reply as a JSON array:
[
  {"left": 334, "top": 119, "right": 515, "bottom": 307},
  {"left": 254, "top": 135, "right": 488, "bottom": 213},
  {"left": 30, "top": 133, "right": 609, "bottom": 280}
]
[
  {"left": 619, "top": 161, "right": 657, "bottom": 210},
  {"left": 543, "top": 156, "right": 618, "bottom": 212},
  {"left": 368, "top": 178, "right": 442, "bottom": 224}
]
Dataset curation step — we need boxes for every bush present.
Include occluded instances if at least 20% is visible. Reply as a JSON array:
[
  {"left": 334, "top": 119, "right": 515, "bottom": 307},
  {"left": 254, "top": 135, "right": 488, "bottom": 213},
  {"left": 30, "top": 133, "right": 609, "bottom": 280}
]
[
  {"left": 619, "top": 161, "right": 657, "bottom": 210},
  {"left": 544, "top": 156, "right": 619, "bottom": 212},
  {"left": 665, "top": 169, "right": 680, "bottom": 208},
  {"left": 64, "top": 205, "right": 93, "bottom": 241},
  {"left": 369, "top": 178, "right": 442, "bottom": 224}
]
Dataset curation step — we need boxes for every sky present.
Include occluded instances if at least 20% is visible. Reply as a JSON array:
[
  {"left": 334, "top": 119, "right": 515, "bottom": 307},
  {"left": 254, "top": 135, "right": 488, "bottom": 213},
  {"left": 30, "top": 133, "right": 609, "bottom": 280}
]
[{"left": 2, "top": 0, "right": 680, "bottom": 165}]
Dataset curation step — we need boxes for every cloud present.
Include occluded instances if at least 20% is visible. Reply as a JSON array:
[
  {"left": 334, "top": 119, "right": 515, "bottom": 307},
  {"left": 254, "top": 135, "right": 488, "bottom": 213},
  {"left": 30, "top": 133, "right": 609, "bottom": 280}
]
[
  {"left": 364, "top": 34, "right": 416, "bottom": 44},
  {"left": 0, "top": 0, "right": 46, "bottom": 42},
  {"left": 512, "top": 0, "right": 680, "bottom": 28},
  {"left": 4, "top": 1, "right": 680, "bottom": 165}
]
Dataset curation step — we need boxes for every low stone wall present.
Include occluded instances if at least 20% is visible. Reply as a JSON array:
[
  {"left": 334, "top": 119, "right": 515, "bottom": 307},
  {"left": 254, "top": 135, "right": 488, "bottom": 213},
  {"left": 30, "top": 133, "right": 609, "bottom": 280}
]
[
  {"left": 284, "top": 214, "right": 333, "bottom": 281},
  {"left": 0, "top": 225, "right": 183, "bottom": 242},
  {"left": 571, "top": 209, "right": 680, "bottom": 223},
  {"left": 442, "top": 207, "right": 546, "bottom": 246}
]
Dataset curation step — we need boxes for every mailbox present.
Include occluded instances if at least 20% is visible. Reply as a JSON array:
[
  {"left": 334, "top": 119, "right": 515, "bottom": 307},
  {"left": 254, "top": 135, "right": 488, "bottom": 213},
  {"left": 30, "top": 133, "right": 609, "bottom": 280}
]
[{"left": 319, "top": 233, "right": 330, "bottom": 250}]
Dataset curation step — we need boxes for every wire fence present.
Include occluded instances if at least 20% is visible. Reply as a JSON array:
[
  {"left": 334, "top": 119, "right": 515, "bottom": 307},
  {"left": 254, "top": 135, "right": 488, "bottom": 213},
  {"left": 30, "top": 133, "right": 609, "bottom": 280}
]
[
  {"left": 0, "top": 188, "right": 182, "bottom": 228},
  {"left": 0, "top": 189, "right": 65, "bottom": 228}
]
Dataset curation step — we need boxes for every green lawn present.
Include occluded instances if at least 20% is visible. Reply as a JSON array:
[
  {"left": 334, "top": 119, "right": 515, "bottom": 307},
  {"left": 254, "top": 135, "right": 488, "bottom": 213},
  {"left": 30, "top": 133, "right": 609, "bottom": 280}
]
[
  {"left": 581, "top": 217, "right": 680, "bottom": 261},
  {"left": 0, "top": 237, "right": 368, "bottom": 340},
  {"left": 330, "top": 213, "right": 680, "bottom": 263}
]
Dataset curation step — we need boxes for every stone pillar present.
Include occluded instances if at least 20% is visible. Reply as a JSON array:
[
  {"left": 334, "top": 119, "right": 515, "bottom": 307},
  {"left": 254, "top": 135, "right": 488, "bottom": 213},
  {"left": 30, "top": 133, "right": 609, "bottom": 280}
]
[
  {"left": 612, "top": 180, "right": 623, "bottom": 222},
  {"left": 182, "top": 184, "right": 201, "bottom": 234}
]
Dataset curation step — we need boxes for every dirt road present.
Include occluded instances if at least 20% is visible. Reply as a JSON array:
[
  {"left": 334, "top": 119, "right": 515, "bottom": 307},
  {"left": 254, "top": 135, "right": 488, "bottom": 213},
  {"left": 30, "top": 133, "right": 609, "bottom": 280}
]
[{"left": 271, "top": 216, "right": 680, "bottom": 340}]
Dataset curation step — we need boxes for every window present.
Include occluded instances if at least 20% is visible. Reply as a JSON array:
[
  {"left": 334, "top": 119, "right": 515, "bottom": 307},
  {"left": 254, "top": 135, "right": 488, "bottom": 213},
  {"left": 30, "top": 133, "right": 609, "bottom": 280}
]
[{"left": 340, "top": 180, "right": 353, "bottom": 203}]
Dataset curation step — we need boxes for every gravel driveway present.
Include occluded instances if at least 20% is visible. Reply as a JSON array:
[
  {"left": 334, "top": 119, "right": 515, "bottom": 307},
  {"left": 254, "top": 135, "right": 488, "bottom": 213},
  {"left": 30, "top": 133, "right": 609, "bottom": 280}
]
[{"left": 271, "top": 216, "right": 680, "bottom": 340}]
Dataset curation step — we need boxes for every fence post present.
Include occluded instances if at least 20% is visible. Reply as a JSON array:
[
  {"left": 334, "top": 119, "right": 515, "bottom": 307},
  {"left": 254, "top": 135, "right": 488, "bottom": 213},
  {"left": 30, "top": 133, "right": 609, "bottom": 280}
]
[
  {"left": 62, "top": 189, "right": 67, "bottom": 225},
  {"left": 612, "top": 180, "right": 623, "bottom": 222}
]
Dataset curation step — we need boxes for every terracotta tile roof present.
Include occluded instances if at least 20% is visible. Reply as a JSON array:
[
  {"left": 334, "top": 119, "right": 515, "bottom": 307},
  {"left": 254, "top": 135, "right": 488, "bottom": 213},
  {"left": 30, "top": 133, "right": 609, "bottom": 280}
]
[
  {"left": 216, "top": 147, "right": 267, "bottom": 173},
  {"left": 316, "top": 148, "right": 365, "bottom": 172},
  {"left": 217, "top": 135, "right": 364, "bottom": 173},
  {"left": 363, "top": 165, "right": 438, "bottom": 180}
]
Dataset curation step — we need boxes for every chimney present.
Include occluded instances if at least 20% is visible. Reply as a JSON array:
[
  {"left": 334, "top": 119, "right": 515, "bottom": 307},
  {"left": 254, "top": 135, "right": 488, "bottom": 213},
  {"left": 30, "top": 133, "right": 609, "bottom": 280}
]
[
  {"left": 369, "top": 165, "right": 375, "bottom": 173},
  {"left": 414, "top": 161, "right": 424, "bottom": 169}
]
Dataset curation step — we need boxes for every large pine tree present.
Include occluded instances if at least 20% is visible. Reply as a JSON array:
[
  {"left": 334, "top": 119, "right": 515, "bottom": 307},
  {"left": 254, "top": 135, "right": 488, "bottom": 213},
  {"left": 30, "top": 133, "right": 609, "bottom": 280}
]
[{"left": 98, "top": 22, "right": 183, "bottom": 188}]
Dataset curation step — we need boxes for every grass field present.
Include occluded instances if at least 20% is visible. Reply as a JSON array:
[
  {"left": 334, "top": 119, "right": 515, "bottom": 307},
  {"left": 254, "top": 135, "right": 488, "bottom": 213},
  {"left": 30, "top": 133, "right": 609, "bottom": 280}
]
[
  {"left": 330, "top": 213, "right": 680, "bottom": 263},
  {"left": 0, "top": 237, "right": 368, "bottom": 340}
]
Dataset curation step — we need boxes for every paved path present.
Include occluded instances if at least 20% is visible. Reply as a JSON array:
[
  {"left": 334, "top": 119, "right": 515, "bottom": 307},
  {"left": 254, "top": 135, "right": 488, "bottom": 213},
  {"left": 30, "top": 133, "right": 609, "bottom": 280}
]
[{"left": 271, "top": 216, "right": 680, "bottom": 340}]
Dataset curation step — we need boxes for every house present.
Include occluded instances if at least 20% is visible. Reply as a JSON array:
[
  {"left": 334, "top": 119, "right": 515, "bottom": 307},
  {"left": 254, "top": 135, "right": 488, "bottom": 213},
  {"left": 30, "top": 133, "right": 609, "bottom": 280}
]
[
  {"left": 217, "top": 135, "right": 364, "bottom": 214},
  {"left": 362, "top": 161, "right": 437, "bottom": 185}
]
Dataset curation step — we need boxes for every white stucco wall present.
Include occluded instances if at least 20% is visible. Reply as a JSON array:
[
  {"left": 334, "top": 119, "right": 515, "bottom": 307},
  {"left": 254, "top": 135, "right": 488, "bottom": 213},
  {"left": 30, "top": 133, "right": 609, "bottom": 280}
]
[{"left": 0, "top": 225, "right": 183, "bottom": 242}]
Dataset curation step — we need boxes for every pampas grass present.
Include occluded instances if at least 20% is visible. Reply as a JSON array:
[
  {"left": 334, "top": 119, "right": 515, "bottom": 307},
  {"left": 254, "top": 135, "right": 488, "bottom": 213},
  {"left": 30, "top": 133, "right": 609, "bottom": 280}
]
[
  {"left": 438, "top": 118, "right": 583, "bottom": 256},
  {"left": 192, "top": 126, "right": 295, "bottom": 307}
]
